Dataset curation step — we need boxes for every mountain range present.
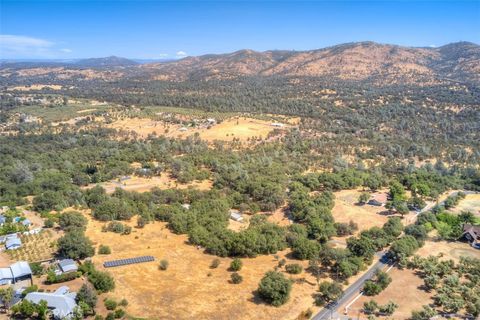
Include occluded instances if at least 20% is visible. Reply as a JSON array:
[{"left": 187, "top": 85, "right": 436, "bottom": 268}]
[{"left": 1, "top": 41, "right": 479, "bottom": 86}]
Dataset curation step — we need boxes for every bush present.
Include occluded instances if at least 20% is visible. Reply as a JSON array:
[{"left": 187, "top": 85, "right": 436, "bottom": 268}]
[
  {"left": 285, "top": 263, "right": 303, "bottom": 274},
  {"left": 29, "top": 262, "right": 43, "bottom": 276},
  {"left": 159, "top": 259, "right": 169, "bottom": 270},
  {"left": 104, "top": 299, "right": 117, "bottom": 310},
  {"left": 88, "top": 270, "right": 115, "bottom": 293},
  {"left": 43, "top": 219, "right": 54, "bottom": 228},
  {"left": 231, "top": 272, "right": 243, "bottom": 284},
  {"left": 118, "top": 299, "right": 128, "bottom": 307},
  {"left": 46, "top": 270, "right": 80, "bottom": 284},
  {"left": 210, "top": 258, "right": 221, "bottom": 269},
  {"left": 98, "top": 245, "right": 111, "bottom": 255},
  {"left": 76, "top": 284, "right": 97, "bottom": 312},
  {"left": 230, "top": 258, "right": 242, "bottom": 271},
  {"left": 257, "top": 271, "right": 292, "bottom": 306},
  {"left": 114, "top": 309, "right": 125, "bottom": 319}
]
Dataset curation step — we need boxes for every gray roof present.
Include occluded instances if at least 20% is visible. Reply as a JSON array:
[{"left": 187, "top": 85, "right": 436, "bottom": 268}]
[
  {"left": 6, "top": 237, "right": 22, "bottom": 249},
  {"left": 0, "top": 215, "right": 5, "bottom": 224},
  {"left": 25, "top": 290, "right": 77, "bottom": 319},
  {"left": 58, "top": 259, "right": 78, "bottom": 273},
  {"left": 10, "top": 261, "right": 31, "bottom": 278}
]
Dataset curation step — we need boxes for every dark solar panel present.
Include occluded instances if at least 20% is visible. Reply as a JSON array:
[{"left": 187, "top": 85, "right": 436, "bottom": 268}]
[{"left": 104, "top": 256, "right": 155, "bottom": 268}]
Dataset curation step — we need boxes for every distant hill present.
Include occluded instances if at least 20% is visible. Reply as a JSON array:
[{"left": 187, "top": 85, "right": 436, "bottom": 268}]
[
  {"left": 1, "top": 42, "right": 479, "bottom": 86},
  {"left": 142, "top": 41, "right": 480, "bottom": 84},
  {"left": 75, "top": 56, "right": 139, "bottom": 68}
]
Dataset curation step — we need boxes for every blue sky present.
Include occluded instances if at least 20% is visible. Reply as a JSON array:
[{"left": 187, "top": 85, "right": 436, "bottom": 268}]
[{"left": 1, "top": 1, "right": 479, "bottom": 59}]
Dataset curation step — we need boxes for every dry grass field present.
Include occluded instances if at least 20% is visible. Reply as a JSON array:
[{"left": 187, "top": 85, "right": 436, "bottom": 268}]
[
  {"left": 343, "top": 267, "right": 433, "bottom": 319},
  {"left": 416, "top": 238, "right": 480, "bottom": 262},
  {"left": 83, "top": 174, "right": 213, "bottom": 194},
  {"left": 106, "top": 116, "right": 289, "bottom": 142},
  {"left": 332, "top": 189, "right": 415, "bottom": 233},
  {"left": 342, "top": 239, "right": 479, "bottom": 319},
  {"left": 450, "top": 193, "right": 480, "bottom": 216},
  {"left": 84, "top": 215, "right": 322, "bottom": 320}
]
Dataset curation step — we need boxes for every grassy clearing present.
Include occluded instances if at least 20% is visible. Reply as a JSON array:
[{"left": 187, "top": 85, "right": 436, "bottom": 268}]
[
  {"left": 84, "top": 214, "right": 322, "bottom": 320},
  {"left": 82, "top": 174, "right": 213, "bottom": 194}
]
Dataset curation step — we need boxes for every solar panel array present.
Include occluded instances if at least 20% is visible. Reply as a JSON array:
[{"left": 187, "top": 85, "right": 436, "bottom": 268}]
[{"left": 104, "top": 255, "right": 155, "bottom": 268}]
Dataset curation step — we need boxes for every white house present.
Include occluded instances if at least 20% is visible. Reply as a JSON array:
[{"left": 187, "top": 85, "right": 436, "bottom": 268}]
[{"left": 25, "top": 286, "right": 77, "bottom": 319}]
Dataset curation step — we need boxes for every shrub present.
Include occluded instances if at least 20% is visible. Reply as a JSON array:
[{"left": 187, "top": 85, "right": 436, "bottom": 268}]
[
  {"left": 159, "top": 259, "right": 169, "bottom": 270},
  {"left": 257, "top": 271, "right": 292, "bottom": 306},
  {"left": 76, "top": 284, "right": 97, "bottom": 312},
  {"left": 285, "top": 263, "right": 303, "bottom": 274},
  {"left": 118, "top": 299, "right": 128, "bottom": 307},
  {"left": 43, "top": 219, "right": 54, "bottom": 228},
  {"left": 104, "top": 299, "right": 117, "bottom": 310},
  {"left": 114, "top": 309, "right": 125, "bottom": 319},
  {"left": 88, "top": 270, "right": 115, "bottom": 293},
  {"left": 230, "top": 258, "right": 242, "bottom": 271},
  {"left": 98, "top": 245, "right": 111, "bottom": 255},
  {"left": 46, "top": 270, "right": 80, "bottom": 284},
  {"left": 210, "top": 258, "right": 221, "bottom": 269},
  {"left": 29, "top": 262, "right": 43, "bottom": 276},
  {"left": 231, "top": 272, "right": 243, "bottom": 284}
]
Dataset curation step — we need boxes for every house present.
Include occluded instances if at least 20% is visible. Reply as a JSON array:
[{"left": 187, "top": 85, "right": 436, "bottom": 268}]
[
  {"left": 181, "top": 204, "right": 191, "bottom": 210},
  {"left": 57, "top": 259, "right": 78, "bottom": 274},
  {"left": 25, "top": 286, "right": 77, "bottom": 319},
  {"left": 229, "top": 210, "right": 244, "bottom": 222},
  {"left": 0, "top": 215, "right": 6, "bottom": 226},
  {"left": 5, "top": 236, "right": 22, "bottom": 250},
  {"left": 0, "top": 261, "right": 32, "bottom": 285},
  {"left": 179, "top": 127, "right": 188, "bottom": 132},
  {"left": 271, "top": 122, "right": 285, "bottom": 128},
  {"left": 206, "top": 118, "right": 216, "bottom": 124},
  {"left": 0, "top": 206, "right": 9, "bottom": 214},
  {"left": 461, "top": 224, "right": 480, "bottom": 244}
]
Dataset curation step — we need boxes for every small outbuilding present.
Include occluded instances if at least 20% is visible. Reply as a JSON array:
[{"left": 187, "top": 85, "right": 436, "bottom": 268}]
[
  {"left": 57, "top": 259, "right": 78, "bottom": 274},
  {"left": 5, "top": 237, "right": 22, "bottom": 250},
  {"left": 229, "top": 210, "right": 244, "bottom": 222}
]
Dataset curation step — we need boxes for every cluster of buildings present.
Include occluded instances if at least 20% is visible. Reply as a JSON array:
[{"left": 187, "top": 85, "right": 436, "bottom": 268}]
[{"left": 0, "top": 259, "right": 80, "bottom": 319}]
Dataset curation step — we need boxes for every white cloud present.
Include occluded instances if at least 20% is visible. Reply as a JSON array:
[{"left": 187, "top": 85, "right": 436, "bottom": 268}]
[
  {"left": 176, "top": 51, "right": 187, "bottom": 58},
  {"left": 0, "top": 34, "right": 71, "bottom": 58},
  {"left": 428, "top": 44, "right": 437, "bottom": 48}
]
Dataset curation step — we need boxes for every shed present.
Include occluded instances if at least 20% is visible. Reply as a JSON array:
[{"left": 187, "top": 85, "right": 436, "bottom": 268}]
[
  {"left": 6, "top": 237, "right": 22, "bottom": 250},
  {"left": 58, "top": 259, "right": 78, "bottom": 274},
  {"left": 229, "top": 210, "right": 244, "bottom": 222}
]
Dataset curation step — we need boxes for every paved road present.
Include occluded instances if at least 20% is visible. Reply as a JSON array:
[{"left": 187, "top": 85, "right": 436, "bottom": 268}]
[{"left": 312, "top": 252, "right": 389, "bottom": 320}]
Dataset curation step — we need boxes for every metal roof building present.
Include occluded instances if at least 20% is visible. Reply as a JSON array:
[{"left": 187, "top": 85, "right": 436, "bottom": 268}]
[
  {"left": 5, "top": 237, "right": 22, "bottom": 250},
  {"left": 25, "top": 286, "right": 77, "bottom": 319},
  {"left": 58, "top": 259, "right": 78, "bottom": 274}
]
